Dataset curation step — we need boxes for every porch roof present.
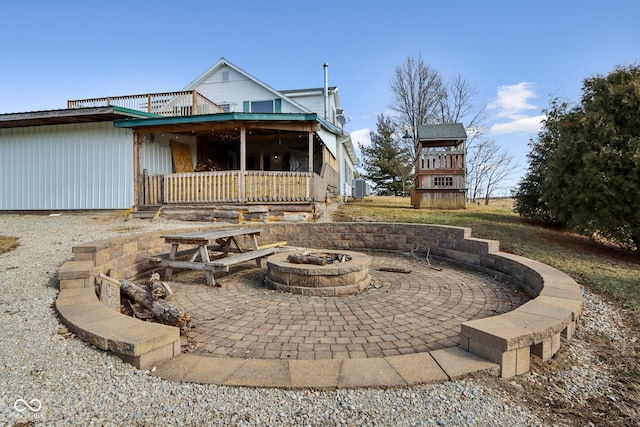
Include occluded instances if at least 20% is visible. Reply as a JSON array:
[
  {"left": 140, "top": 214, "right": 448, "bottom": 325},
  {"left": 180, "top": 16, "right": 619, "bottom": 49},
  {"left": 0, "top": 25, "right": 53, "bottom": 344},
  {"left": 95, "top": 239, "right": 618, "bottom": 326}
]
[
  {"left": 113, "top": 112, "right": 343, "bottom": 134},
  {"left": 0, "top": 106, "right": 158, "bottom": 129}
]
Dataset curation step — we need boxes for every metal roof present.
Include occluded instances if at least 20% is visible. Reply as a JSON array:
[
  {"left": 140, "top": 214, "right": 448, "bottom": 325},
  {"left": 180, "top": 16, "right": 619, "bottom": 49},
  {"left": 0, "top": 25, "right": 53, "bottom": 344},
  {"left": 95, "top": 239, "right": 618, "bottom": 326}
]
[
  {"left": 114, "top": 112, "right": 343, "bottom": 135},
  {"left": 0, "top": 106, "right": 157, "bottom": 129},
  {"left": 417, "top": 123, "right": 467, "bottom": 141}
]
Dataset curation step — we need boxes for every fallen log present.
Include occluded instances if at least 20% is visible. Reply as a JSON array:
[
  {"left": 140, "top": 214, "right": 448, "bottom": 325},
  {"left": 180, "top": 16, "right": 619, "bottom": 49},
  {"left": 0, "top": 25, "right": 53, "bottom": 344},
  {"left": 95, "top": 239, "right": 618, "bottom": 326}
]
[
  {"left": 123, "top": 299, "right": 155, "bottom": 320},
  {"left": 287, "top": 254, "right": 327, "bottom": 265},
  {"left": 119, "top": 278, "right": 191, "bottom": 333},
  {"left": 148, "top": 272, "right": 173, "bottom": 301}
]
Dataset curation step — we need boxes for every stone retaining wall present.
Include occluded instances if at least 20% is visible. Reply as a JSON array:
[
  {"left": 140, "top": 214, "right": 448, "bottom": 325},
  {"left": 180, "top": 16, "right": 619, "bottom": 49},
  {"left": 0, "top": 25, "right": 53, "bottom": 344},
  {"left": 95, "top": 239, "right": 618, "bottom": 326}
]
[{"left": 56, "top": 222, "right": 582, "bottom": 377}]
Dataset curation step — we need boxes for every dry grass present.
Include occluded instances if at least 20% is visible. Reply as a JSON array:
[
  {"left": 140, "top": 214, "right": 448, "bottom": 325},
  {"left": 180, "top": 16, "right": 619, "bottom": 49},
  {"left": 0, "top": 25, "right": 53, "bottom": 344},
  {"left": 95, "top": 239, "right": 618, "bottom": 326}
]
[
  {"left": 334, "top": 196, "right": 640, "bottom": 312},
  {"left": 0, "top": 235, "right": 19, "bottom": 255},
  {"left": 334, "top": 196, "right": 640, "bottom": 425}
]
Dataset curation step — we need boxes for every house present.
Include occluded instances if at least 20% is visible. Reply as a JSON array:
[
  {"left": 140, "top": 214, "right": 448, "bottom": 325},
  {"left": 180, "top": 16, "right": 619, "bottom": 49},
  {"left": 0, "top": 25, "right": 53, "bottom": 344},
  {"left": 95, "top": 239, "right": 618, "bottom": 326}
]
[
  {"left": 0, "top": 58, "right": 358, "bottom": 221},
  {"left": 410, "top": 123, "right": 467, "bottom": 209}
]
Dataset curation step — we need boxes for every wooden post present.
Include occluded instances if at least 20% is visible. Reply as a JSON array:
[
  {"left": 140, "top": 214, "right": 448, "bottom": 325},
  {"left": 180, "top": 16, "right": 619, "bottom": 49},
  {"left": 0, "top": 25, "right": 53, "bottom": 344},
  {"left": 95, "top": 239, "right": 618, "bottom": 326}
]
[
  {"left": 192, "top": 90, "right": 198, "bottom": 115},
  {"left": 308, "top": 131, "right": 314, "bottom": 174},
  {"left": 239, "top": 127, "right": 246, "bottom": 202},
  {"left": 259, "top": 141, "right": 264, "bottom": 171},
  {"left": 133, "top": 132, "right": 141, "bottom": 206}
]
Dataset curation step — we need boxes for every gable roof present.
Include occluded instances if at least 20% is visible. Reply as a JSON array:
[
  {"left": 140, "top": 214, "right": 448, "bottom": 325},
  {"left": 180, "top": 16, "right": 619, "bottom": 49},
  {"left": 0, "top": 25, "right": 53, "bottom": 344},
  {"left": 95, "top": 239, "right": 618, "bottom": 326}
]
[
  {"left": 417, "top": 123, "right": 467, "bottom": 141},
  {"left": 183, "top": 57, "right": 313, "bottom": 114}
]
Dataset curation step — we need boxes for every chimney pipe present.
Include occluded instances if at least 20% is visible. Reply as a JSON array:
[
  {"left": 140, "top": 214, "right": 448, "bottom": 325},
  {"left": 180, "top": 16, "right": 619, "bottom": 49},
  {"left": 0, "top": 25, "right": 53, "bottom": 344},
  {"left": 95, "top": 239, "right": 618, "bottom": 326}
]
[{"left": 323, "top": 63, "right": 329, "bottom": 120}]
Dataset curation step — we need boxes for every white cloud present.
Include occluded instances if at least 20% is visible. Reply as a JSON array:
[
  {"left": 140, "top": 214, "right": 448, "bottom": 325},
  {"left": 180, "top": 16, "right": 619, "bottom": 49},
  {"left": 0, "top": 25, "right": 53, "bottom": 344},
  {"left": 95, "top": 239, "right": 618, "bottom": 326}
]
[
  {"left": 488, "top": 82, "right": 538, "bottom": 120},
  {"left": 350, "top": 128, "right": 371, "bottom": 147},
  {"left": 490, "top": 115, "right": 546, "bottom": 135},
  {"left": 488, "top": 82, "right": 544, "bottom": 135}
]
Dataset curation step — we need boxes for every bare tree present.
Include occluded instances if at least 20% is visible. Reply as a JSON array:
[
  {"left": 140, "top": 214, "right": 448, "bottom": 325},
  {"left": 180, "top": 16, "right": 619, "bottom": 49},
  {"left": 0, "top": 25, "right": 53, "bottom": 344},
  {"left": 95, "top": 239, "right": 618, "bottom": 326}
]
[
  {"left": 435, "top": 74, "right": 485, "bottom": 130},
  {"left": 389, "top": 54, "right": 445, "bottom": 158},
  {"left": 466, "top": 139, "right": 519, "bottom": 204},
  {"left": 389, "top": 54, "right": 486, "bottom": 178}
]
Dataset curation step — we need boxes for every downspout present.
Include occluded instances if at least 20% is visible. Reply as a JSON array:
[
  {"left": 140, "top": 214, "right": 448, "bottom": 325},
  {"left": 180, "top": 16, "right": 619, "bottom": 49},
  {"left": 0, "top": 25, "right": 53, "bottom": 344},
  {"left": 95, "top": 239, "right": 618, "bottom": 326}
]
[{"left": 323, "top": 63, "right": 329, "bottom": 120}]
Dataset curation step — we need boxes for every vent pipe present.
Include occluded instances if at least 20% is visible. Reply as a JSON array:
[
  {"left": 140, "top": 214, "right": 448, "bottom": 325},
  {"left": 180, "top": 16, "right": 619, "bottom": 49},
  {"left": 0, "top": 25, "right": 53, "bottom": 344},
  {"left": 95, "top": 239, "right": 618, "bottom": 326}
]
[{"left": 323, "top": 63, "right": 329, "bottom": 120}]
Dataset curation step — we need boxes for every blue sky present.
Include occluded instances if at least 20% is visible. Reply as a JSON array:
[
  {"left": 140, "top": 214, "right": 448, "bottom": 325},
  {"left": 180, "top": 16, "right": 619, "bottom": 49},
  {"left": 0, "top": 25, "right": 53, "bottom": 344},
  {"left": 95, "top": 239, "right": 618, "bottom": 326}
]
[{"left": 2, "top": 1, "right": 639, "bottom": 193}]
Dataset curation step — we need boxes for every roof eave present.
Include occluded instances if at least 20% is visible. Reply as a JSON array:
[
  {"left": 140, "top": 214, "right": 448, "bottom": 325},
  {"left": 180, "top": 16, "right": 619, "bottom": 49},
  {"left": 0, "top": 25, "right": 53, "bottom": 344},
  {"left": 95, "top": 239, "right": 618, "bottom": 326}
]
[
  {"left": 0, "top": 106, "right": 157, "bottom": 129},
  {"left": 114, "top": 112, "right": 337, "bottom": 129}
]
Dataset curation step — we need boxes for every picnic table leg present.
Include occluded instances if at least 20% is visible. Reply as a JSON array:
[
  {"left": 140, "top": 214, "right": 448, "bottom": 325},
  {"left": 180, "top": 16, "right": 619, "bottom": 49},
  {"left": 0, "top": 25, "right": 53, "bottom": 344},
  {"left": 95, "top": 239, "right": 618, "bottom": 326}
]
[
  {"left": 249, "top": 234, "right": 263, "bottom": 267},
  {"left": 199, "top": 245, "right": 219, "bottom": 287},
  {"left": 220, "top": 238, "right": 233, "bottom": 257},
  {"left": 204, "top": 271, "right": 216, "bottom": 286},
  {"left": 230, "top": 236, "right": 242, "bottom": 253},
  {"left": 164, "top": 243, "right": 179, "bottom": 280}
]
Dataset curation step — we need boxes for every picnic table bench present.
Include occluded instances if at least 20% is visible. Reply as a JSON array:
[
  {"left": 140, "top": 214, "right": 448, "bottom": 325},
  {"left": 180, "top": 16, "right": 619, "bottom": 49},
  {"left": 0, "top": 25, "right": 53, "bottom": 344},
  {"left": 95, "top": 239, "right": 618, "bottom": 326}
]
[{"left": 149, "top": 228, "right": 276, "bottom": 286}]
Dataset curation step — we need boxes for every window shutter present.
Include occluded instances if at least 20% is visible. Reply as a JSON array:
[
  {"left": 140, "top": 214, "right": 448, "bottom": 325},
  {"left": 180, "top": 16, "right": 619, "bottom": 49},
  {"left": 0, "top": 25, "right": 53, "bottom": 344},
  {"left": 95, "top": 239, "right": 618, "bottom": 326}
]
[
  {"left": 243, "top": 101, "right": 250, "bottom": 113},
  {"left": 274, "top": 98, "right": 282, "bottom": 113}
]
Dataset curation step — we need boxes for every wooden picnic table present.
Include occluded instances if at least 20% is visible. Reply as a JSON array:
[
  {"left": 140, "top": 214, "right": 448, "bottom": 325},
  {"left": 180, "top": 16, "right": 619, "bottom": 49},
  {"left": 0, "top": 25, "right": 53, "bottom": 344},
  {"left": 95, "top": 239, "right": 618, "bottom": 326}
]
[{"left": 151, "top": 228, "right": 275, "bottom": 286}]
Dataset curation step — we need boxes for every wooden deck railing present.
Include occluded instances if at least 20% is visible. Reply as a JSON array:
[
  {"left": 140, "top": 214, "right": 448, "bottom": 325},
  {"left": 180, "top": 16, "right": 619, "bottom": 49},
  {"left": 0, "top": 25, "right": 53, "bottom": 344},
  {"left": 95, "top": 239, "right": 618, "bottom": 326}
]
[
  {"left": 68, "top": 90, "right": 225, "bottom": 117},
  {"left": 244, "top": 171, "right": 312, "bottom": 202},
  {"left": 420, "top": 152, "right": 465, "bottom": 170},
  {"left": 165, "top": 171, "right": 240, "bottom": 203},
  {"left": 160, "top": 171, "right": 313, "bottom": 204}
]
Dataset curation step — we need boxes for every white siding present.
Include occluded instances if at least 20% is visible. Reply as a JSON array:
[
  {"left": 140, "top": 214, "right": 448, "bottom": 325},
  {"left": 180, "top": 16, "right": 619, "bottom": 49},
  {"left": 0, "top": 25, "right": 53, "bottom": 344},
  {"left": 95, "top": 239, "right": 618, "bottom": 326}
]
[
  {"left": 139, "top": 133, "right": 176, "bottom": 174},
  {"left": 289, "top": 92, "right": 338, "bottom": 124},
  {"left": 289, "top": 94, "right": 325, "bottom": 116},
  {"left": 316, "top": 129, "right": 338, "bottom": 157},
  {"left": 0, "top": 122, "right": 134, "bottom": 210},
  {"left": 193, "top": 65, "right": 306, "bottom": 114}
]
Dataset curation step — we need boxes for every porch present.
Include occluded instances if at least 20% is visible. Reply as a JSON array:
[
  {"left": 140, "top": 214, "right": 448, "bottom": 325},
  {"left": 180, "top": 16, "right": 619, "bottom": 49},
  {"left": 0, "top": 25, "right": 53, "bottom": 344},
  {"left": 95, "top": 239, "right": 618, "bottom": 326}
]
[{"left": 120, "top": 113, "right": 342, "bottom": 212}]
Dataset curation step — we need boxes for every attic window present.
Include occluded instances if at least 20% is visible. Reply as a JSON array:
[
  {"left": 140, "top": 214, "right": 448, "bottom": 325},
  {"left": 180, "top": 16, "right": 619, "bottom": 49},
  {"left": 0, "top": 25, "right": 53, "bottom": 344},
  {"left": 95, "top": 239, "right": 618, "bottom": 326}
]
[
  {"left": 222, "top": 70, "right": 229, "bottom": 82},
  {"left": 251, "top": 100, "right": 274, "bottom": 113}
]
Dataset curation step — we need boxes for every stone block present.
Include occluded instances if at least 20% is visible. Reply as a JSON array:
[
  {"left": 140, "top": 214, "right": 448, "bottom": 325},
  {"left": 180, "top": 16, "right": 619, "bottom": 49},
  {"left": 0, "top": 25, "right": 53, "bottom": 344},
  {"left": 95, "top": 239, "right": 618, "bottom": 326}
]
[
  {"left": 338, "top": 358, "right": 406, "bottom": 388},
  {"left": 108, "top": 321, "right": 179, "bottom": 356},
  {"left": 386, "top": 353, "right": 448, "bottom": 385},
  {"left": 56, "top": 288, "right": 98, "bottom": 307},
  {"left": 289, "top": 359, "right": 342, "bottom": 390},
  {"left": 461, "top": 316, "right": 532, "bottom": 351},
  {"left": 224, "top": 360, "right": 291, "bottom": 388},
  {"left": 73, "top": 252, "right": 95, "bottom": 262},
  {"left": 539, "top": 286, "right": 583, "bottom": 300},
  {"left": 121, "top": 340, "right": 181, "bottom": 370},
  {"left": 516, "top": 299, "right": 574, "bottom": 323},
  {"left": 58, "top": 260, "right": 94, "bottom": 280},
  {"left": 429, "top": 347, "right": 499, "bottom": 379},
  {"left": 60, "top": 278, "right": 89, "bottom": 289}
]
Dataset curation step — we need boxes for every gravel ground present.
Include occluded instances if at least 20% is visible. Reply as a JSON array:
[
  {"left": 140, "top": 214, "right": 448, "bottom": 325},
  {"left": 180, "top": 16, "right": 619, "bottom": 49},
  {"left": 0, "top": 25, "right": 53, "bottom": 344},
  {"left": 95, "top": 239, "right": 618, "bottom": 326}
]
[{"left": 0, "top": 213, "right": 633, "bottom": 426}]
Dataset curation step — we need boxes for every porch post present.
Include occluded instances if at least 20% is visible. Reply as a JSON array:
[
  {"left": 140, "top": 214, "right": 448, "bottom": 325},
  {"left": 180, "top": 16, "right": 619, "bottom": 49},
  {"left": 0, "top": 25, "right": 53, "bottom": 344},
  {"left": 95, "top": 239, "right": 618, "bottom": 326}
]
[
  {"left": 239, "top": 127, "right": 246, "bottom": 202},
  {"left": 133, "top": 131, "right": 141, "bottom": 206},
  {"left": 308, "top": 131, "right": 314, "bottom": 174}
]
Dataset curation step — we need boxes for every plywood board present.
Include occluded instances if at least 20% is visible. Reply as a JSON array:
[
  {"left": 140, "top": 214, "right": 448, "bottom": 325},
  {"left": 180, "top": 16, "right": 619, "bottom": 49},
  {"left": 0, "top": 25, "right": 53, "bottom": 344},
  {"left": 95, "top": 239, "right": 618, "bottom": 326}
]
[{"left": 171, "top": 141, "right": 194, "bottom": 173}]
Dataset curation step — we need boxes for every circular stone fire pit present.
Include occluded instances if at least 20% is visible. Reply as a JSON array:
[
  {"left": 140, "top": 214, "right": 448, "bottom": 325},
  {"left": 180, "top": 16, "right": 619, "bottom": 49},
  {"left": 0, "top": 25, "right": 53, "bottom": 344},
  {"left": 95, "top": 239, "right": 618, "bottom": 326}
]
[{"left": 265, "top": 249, "right": 372, "bottom": 296}]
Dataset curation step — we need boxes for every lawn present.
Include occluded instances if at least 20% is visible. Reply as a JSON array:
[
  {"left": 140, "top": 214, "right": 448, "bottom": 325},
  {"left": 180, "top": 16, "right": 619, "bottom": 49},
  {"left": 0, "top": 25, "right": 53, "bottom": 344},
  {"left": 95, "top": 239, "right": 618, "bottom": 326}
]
[{"left": 333, "top": 196, "right": 640, "bottom": 312}]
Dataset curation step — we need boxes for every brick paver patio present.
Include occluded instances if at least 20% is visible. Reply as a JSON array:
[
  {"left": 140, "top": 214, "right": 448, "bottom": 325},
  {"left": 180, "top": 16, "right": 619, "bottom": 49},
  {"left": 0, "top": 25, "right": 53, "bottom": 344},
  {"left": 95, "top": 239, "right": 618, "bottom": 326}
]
[{"left": 169, "top": 251, "right": 527, "bottom": 360}]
